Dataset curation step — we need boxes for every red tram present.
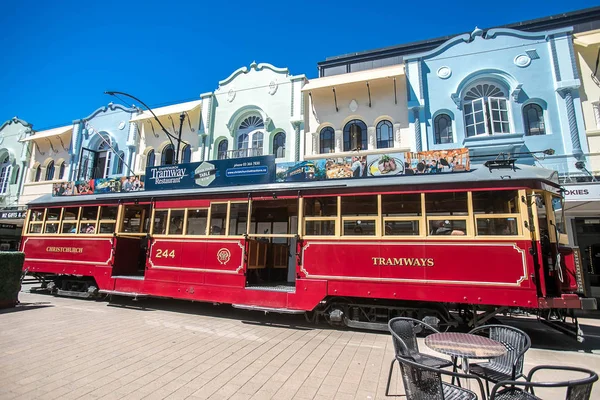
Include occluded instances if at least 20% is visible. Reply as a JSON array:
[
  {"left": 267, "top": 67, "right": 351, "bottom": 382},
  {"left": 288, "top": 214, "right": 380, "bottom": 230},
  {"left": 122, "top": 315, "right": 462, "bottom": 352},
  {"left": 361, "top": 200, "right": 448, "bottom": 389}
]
[{"left": 21, "top": 164, "right": 596, "bottom": 339}]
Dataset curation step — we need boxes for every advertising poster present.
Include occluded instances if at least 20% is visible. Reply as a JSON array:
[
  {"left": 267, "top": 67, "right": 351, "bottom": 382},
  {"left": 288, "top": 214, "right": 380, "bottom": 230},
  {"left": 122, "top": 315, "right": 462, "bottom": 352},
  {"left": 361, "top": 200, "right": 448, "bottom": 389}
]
[
  {"left": 145, "top": 155, "right": 275, "bottom": 191},
  {"left": 53, "top": 175, "right": 145, "bottom": 196}
]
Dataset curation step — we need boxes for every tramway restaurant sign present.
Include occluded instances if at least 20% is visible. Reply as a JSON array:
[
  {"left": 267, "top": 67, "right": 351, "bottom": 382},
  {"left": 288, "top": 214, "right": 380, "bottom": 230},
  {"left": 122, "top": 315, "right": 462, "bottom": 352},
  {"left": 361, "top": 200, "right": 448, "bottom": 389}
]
[{"left": 145, "top": 155, "right": 275, "bottom": 191}]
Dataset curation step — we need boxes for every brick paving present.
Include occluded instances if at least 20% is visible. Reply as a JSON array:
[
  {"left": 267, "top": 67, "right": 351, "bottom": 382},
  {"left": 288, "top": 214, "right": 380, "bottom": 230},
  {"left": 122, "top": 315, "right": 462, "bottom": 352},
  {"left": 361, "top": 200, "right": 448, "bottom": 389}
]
[{"left": 1, "top": 285, "right": 600, "bottom": 399}]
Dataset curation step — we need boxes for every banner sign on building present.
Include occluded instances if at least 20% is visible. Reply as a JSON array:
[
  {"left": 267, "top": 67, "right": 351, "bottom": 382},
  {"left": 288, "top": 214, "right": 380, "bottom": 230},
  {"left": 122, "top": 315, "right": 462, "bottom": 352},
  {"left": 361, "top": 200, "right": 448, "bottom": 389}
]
[
  {"left": 275, "top": 148, "right": 470, "bottom": 182},
  {"left": 144, "top": 155, "right": 275, "bottom": 191},
  {"left": 53, "top": 175, "right": 145, "bottom": 196},
  {"left": 0, "top": 210, "right": 26, "bottom": 219}
]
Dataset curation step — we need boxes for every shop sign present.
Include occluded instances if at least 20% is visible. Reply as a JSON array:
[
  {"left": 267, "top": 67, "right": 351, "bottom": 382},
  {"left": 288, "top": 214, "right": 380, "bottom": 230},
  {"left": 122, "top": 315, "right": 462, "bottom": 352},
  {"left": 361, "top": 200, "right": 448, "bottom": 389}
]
[
  {"left": 563, "top": 183, "right": 600, "bottom": 202},
  {"left": 0, "top": 210, "right": 25, "bottom": 219},
  {"left": 0, "top": 223, "right": 17, "bottom": 229}
]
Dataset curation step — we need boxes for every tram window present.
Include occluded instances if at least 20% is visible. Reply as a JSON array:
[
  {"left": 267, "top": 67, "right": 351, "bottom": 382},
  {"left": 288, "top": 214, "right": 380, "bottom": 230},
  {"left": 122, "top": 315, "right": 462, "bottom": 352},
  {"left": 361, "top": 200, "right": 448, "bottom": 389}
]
[
  {"left": 153, "top": 210, "right": 168, "bottom": 235},
  {"left": 341, "top": 195, "right": 378, "bottom": 216},
  {"left": 169, "top": 210, "right": 185, "bottom": 235},
  {"left": 80, "top": 223, "right": 96, "bottom": 234},
  {"left": 228, "top": 203, "right": 248, "bottom": 236},
  {"left": 304, "top": 197, "right": 337, "bottom": 217},
  {"left": 381, "top": 194, "right": 422, "bottom": 216},
  {"left": 121, "top": 205, "right": 151, "bottom": 234},
  {"left": 429, "top": 219, "right": 466, "bottom": 235},
  {"left": 44, "top": 209, "right": 61, "bottom": 234},
  {"left": 63, "top": 207, "right": 79, "bottom": 220},
  {"left": 476, "top": 218, "right": 518, "bottom": 236},
  {"left": 343, "top": 220, "right": 376, "bottom": 236},
  {"left": 472, "top": 190, "right": 519, "bottom": 214},
  {"left": 28, "top": 223, "right": 42, "bottom": 234},
  {"left": 81, "top": 206, "right": 99, "bottom": 221},
  {"left": 552, "top": 196, "right": 566, "bottom": 234},
  {"left": 425, "top": 192, "right": 468, "bottom": 215},
  {"left": 100, "top": 206, "right": 118, "bottom": 220},
  {"left": 305, "top": 220, "right": 335, "bottom": 236},
  {"left": 384, "top": 220, "right": 420, "bottom": 236},
  {"left": 30, "top": 210, "right": 44, "bottom": 222},
  {"left": 28, "top": 210, "right": 44, "bottom": 234},
  {"left": 209, "top": 203, "right": 227, "bottom": 235},
  {"left": 186, "top": 209, "right": 208, "bottom": 235},
  {"left": 99, "top": 222, "right": 116, "bottom": 234},
  {"left": 46, "top": 209, "right": 61, "bottom": 221}
]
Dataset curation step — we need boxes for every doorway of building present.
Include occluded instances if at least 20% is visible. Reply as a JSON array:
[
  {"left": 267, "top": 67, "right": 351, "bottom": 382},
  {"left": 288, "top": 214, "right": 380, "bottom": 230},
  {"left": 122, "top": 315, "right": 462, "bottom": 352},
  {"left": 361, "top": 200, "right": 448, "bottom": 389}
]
[
  {"left": 246, "top": 199, "right": 298, "bottom": 291},
  {"left": 573, "top": 218, "right": 600, "bottom": 298}
]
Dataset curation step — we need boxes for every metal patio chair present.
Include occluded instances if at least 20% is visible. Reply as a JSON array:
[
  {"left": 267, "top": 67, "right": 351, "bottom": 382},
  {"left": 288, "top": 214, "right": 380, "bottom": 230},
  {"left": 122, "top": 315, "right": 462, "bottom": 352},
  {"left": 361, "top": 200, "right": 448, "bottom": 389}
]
[
  {"left": 396, "top": 355, "right": 485, "bottom": 400},
  {"left": 467, "top": 324, "right": 531, "bottom": 398},
  {"left": 489, "top": 365, "right": 598, "bottom": 400},
  {"left": 386, "top": 317, "right": 454, "bottom": 396}
]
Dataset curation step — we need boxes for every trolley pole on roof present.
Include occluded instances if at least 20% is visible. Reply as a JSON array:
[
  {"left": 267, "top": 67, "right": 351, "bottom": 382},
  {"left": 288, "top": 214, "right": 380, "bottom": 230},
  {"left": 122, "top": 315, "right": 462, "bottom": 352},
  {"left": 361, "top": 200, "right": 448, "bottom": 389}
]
[{"left": 104, "top": 91, "right": 186, "bottom": 164}]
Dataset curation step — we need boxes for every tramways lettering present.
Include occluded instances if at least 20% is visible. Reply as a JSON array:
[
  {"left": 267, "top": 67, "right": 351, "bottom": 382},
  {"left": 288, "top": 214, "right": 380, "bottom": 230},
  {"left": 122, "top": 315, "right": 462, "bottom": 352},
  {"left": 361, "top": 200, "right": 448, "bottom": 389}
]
[
  {"left": 46, "top": 247, "right": 84, "bottom": 254},
  {"left": 372, "top": 257, "right": 434, "bottom": 267}
]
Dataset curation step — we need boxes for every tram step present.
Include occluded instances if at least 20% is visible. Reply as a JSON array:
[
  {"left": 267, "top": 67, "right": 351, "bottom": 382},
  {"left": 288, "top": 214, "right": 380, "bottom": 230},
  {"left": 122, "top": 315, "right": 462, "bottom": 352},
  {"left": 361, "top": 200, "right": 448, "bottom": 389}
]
[
  {"left": 232, "top": 304, "right": 305, "bottom": 314},
  {"left": 344, "top": 318, "right": 388, "bottom": 332},
  {"left": 56, "top": 289, "right": 94, "bottom": 299},
  {"left": 99, "top": 290, "right": 147, "bottom": 298}
]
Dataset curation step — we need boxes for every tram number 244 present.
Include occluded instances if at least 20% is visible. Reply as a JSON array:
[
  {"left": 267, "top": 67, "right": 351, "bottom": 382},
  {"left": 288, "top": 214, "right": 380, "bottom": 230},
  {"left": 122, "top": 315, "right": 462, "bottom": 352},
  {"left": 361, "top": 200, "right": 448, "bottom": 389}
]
[{"left": 155, "top": 249, "right": 176, "bottom": 259}]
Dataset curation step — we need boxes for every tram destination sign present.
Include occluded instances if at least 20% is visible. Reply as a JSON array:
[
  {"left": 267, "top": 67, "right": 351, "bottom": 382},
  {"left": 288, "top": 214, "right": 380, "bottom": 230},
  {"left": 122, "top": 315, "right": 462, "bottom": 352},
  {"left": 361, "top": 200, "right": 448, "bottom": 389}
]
[{"left": 145, "top": 155, "right": 275, "bottom": 191}]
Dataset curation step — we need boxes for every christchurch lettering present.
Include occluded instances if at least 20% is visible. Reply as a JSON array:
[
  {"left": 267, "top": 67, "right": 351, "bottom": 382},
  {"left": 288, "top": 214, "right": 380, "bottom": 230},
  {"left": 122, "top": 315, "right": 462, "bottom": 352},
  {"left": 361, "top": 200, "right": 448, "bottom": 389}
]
[
  {"left": 46, "top": 247, "right": 84, "bottom": 254},
  {"left": 372, "top": 257, "right": 434, "bottom": 267}
]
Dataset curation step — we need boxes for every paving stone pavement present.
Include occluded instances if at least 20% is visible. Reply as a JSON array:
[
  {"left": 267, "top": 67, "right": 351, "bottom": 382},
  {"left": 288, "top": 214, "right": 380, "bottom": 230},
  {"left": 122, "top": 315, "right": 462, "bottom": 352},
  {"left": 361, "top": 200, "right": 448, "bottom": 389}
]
[{"left": 1, "top": 285, "right": 600, "bottom": 399}]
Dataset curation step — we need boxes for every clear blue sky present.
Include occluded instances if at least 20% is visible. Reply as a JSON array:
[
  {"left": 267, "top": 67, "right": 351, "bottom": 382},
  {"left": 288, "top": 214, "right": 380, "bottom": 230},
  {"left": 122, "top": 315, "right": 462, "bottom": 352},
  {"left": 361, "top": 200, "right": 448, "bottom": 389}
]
[{"left": 1, "top": 0, "right": 598, "bottom": 131}]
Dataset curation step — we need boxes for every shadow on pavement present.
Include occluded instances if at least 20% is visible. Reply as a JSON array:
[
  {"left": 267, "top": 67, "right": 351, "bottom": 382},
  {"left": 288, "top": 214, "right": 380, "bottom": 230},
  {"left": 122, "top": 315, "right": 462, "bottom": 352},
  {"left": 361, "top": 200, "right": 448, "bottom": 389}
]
[{"left": 0, "top": 302, "right": 54, "bottom": 315}]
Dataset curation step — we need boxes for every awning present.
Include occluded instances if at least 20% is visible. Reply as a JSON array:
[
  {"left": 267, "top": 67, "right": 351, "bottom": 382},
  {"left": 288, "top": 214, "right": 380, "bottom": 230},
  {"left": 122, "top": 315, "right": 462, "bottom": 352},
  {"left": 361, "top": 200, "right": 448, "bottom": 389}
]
[
  {"left": 302, "top": 65, "right": 404, "bottom": 92},
  {"left": 574, "top": 29, "right": 600, "bottom": 47},
  {"left": 130, "top": 99, "right": 202, "bottom": 122},
  {"left": 20, "top": 125, "right": 73, "bottom": 142}
]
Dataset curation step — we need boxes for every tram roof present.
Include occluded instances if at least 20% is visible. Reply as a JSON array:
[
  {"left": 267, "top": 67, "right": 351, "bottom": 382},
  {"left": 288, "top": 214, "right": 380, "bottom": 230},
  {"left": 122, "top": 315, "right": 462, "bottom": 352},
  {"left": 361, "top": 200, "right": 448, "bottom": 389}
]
[{"left": 29, "top": 163, "right": 560, "bottom": 207}]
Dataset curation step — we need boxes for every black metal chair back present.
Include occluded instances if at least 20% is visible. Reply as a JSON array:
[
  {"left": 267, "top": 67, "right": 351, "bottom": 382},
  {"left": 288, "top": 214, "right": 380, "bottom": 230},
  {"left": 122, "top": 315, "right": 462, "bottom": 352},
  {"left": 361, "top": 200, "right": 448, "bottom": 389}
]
[
  {"left": 490, "top": 365, "right": 598, "bottom": 400},
  {"left": 388, "top": 317, "right": 438, "bottom": 358},
  {"left": 469, "top": 324, "right": 530, "bottom": 378}
]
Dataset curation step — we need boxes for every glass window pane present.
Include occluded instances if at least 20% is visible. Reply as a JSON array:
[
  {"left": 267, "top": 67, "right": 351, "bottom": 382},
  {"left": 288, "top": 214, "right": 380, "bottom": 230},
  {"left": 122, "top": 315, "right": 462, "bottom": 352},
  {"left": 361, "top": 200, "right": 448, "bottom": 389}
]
[
  {"left": 343, "top": 220, "right": 376, "bottom": 236},
  {"left": 63, "top": 208, "right": 79, "bottom": 220},
  {"left": 476, "top": 218, "right": 518, "bottom": 235},
  {"left": 30, "top": 210, "right": 44, "bottom": 222},
  {"left": 341, "top": 195, "right": 378, "bottom": 216},
  {"left": 228, "top": 203, "right": 248, "bottom": 236},
  {"left": 476, "top": 124, "right": 486, "bottom": 135},
  {"left": 209, "top": 204, "right": 227, "bottom": 235},
  {"left": 168, "top": 210, "right": 185, "bottom": 235},
  {"left": 44, "top": 222, "right": 59, "bottom": 233},
  {"left": 99, "top": 222, "right": 116, "bottom": 234},
  {"left": 304, "top": 197, "right": 337, "bottom": 217},
  {"left": 384, "top": 220, "right": 420, "bottom": 236},
  {"left": 81, "top": 206, "right": 99, "bottom": 221},
  {"left": 79, "top": 223, "right": 96, "bottom": 234},
  {"left": 153, "top": 210, "right": 168, "bottom": 235},
  {"left": 61, "top": 222, "right": 78, "bottom": 234},
  {"left": 29, "top": 223, "right": 42, "bottom": 234},
  {"left": 46, "top": 209, "right": 61, "bottom": 221},
  {"left": 429, "top": 219, "right": 467, "bottom": 236},
  {"left": 425, "top": 192, "right": 468, "bottom": 215},
  {"left": 186, "top": 209, "right": 208, "bottom": 235},
  {"left": 381, "top": 194, "right": 421, "bottom": 216},
  {"left": 474, "top": 100, "right": 483, "bottom": 112},
  {"left": 472, "top": 190, "right": 519, "bottom": 214},
  {"left": 305, "top": 220, "right": 335, "bottom": 236},
  {"left": 100, "top": 206, "right": 118, "bottom": 220},
  {"left": 466, "top": 126, "right": 475, "bottom": 137}
]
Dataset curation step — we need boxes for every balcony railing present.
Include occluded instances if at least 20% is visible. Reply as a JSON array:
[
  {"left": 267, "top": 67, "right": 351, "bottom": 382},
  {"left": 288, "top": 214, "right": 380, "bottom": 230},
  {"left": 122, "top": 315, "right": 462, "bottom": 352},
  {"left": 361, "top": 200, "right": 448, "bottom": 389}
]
[{"left": 218, "top": 148, "right": 263, "bottom": 160}]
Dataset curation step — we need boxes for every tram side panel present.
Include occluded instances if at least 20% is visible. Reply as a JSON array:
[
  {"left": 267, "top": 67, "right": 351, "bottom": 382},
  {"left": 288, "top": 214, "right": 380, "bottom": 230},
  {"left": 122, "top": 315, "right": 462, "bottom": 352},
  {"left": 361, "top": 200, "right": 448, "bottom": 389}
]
[
  {"left": 21, "top": 236, "right": 115, "bottom": 290},
  {"left": 300, "top": 239, "right": 539, "bottom": 308}
]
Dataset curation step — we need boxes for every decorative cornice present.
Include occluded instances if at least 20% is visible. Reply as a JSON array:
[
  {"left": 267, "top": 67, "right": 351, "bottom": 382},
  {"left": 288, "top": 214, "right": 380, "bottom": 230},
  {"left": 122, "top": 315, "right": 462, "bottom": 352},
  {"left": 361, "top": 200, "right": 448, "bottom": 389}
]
[
  {"left": 485, "top": 26, "right": 572, "bottom": 40},
  {"left": 73, "top": 103, "right": 139, "bottom": 123},
  {"left": 217, "top": 62, "right": 290, "bottom": 87},
  {"left": 0, "top": 117, "right": 33, "bottom": 132},
  {"left": 403, "top": 33, "right": 471, "bottom": 61}
]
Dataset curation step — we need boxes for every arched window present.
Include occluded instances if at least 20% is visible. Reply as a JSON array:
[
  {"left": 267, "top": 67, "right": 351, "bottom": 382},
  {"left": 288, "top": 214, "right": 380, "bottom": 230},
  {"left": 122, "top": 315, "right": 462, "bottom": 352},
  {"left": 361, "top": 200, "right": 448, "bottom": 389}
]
[
  {"left": 523, "top": 103, "right": 545, "bottom": 136},
  {"left": 161, "top": 144, "right": 175, "bottom": 166},
  {"left": 343, "top": 120, "right": 367, "bottom": 151},
  {"left": 273, "top": 132, "right": 286, "bottom": 158},
  {"left": 237, "top": 115, "right": 264, "bottom": 157},
  {"left": 463, "top": 82, "right": 510, "bottom": 137},
  {"left": 0, "top": 156, "right": 12, "bottom": 195},
  {"left": 320, "top": 127, "right": 334, "bottom": 154},
  {"left": 434, "top": 114, "right": 453, "bottom": 144},
  {"left": 181, "top": 145, "right": 191, "bottom": 163},
  {"left": 217, "top": 140, "right": 228, "bottom": 160},
  {"left": 376, "top": 120, "right": 393, "bottom": 149},
  {"left": 34, "top": 165, "right": 42, "bottom": 182},
  {"left": 115, "top": 152, "right": 124, "bottom": 175},
  {"left": 58, "top": 162, "right": 66, "bottom": 180},
  {"left": 146, "top": 149, "right": 155, "bottom": 168},
  {"left": 45, "top": 161, "right": 55, "bottom": 181}
]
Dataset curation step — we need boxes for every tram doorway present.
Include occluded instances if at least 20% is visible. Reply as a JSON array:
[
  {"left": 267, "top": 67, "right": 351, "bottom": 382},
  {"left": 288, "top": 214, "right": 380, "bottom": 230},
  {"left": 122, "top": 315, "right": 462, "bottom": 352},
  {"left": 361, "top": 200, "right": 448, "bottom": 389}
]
[
  {"left": 246, "top": 199, "right": 298, "bottom": 290},
  {"left": 112, "top": 204, "right": 151, "bottom": 278}
]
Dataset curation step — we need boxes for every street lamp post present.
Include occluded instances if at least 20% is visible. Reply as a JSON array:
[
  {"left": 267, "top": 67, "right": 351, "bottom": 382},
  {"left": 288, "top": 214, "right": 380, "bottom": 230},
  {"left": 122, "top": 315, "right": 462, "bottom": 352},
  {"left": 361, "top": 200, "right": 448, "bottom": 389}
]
[{"left": 105, "top": 91, "right": 186, "bottom": 164}]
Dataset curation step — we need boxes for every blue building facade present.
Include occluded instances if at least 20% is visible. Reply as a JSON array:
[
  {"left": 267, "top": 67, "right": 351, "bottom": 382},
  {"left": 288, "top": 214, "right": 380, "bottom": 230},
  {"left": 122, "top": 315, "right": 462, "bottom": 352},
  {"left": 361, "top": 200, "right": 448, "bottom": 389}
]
[
  {"left": 404, "top": 27, "right": 587, "bottom": 176},
  {"left": 70, "top": 103, "right": 138, "bottom": 181}
]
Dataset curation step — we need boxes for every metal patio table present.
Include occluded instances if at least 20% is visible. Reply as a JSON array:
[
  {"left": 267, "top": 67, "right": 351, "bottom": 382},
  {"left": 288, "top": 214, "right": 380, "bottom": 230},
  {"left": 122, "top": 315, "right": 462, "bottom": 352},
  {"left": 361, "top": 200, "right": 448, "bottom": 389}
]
[{"left": 425, "top": 332, "right": 507, "bottom": 390}]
